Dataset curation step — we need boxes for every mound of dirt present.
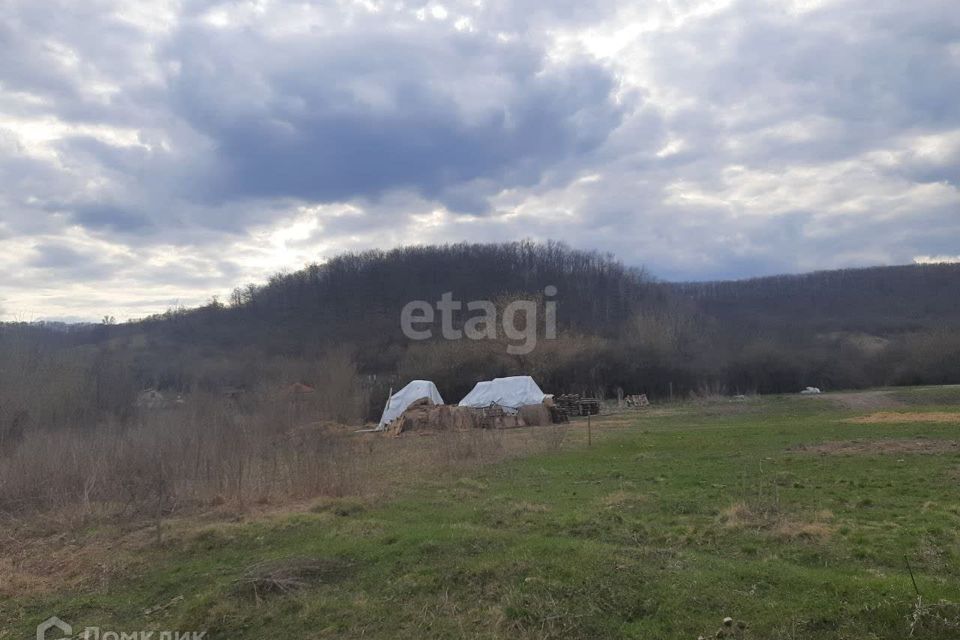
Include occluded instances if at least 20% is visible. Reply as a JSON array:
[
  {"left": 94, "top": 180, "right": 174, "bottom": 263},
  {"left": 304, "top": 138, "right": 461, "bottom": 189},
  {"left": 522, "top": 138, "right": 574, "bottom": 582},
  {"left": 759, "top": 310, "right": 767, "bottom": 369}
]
[
  {"left": 790, "top": 439, "right": 960, "bottom": 456},
  {"left": 844, "top": 412, "right": 960, "bottom": 424}
]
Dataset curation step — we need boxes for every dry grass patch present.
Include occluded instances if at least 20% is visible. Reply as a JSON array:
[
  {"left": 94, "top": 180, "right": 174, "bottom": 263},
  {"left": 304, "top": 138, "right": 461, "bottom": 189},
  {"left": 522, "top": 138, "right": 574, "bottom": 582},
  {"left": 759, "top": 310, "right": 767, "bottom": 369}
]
[
  {"left": 791, "top": 439, "right": 960, "bottom": 456},
  {"left": 599, "top": 490, "right": 648, "bottom": 510},
  {"left": 719, "top": 502, "right": 771, "bottom": 529},
  {"left": 845, "top": 411, "right": 960, "bottom": 424},
  {"left": 234, "top": 556, "right": 355, "bottom": 602},
  {"left": 822, "top": 390, "right": 906, "bottom": 411},
  {"left": 719, "top": 502, "right": 833, "bottom": 542},
  {"left": 774, "top": 520, "right": 833, "bottom": 542},
  {"left": 509, "top": 501, "right": 551, "bottom": 515},
  {"left": 0, "top": 427, "right": 552, "bottom": 598},
  {"left": 0, "top": 520, "right": 150, "bottom": 598}
]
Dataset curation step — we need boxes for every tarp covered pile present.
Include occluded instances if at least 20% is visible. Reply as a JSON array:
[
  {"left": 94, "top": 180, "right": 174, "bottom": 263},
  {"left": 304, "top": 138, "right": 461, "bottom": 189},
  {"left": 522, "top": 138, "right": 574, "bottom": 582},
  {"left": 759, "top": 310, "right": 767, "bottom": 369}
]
[
  {"left": 458, "top": 376, "right": 547, "bottom": 413},
  {"left": 377, "top": 375, "right": 555, "bottom": 436},
  {"left": 377, "top": 380, "right": 444, "bottom": 430}
]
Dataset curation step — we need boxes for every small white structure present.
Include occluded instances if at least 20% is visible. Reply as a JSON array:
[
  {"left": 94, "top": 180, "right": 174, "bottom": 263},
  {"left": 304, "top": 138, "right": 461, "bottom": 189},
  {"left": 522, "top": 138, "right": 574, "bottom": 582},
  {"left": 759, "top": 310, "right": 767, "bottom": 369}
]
[
  {"left": 377, "top": 380, "right": 444, "bottom": 430},
  {"left": 800, "top": 386, "right": 822, "bottom": 395},
  {"left": 458, "top": 376, "right": 547, "bottom": 413}
]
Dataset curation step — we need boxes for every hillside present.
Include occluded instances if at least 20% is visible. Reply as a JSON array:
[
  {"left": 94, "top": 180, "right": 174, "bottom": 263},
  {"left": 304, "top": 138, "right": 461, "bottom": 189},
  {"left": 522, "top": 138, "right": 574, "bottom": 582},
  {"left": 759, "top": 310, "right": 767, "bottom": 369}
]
[
  {"left": 3, "top": 245, "right": 960, "bottom": 427},
  {"left": 133, "top": 241, "right": 661, "bottom": 353},
  {"left": 672, "top": 263, "right": 960, "bottom": 335}
]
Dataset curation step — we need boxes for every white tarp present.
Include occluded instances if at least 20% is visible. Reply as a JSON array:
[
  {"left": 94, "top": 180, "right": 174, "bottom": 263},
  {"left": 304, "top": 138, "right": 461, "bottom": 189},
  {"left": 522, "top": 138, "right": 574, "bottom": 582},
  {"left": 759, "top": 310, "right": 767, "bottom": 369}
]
[
  {"left": 458, "top": 376, "right": 546, "bottom": 412},
  {"left": 377, "top": 380, "right": 444, "bottom": 430}
]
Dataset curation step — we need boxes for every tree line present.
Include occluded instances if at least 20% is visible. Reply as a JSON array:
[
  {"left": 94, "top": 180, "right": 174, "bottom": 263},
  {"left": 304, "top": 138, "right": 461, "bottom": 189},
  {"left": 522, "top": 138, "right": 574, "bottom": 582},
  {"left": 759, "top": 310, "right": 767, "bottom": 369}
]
[{"left": 3, "top": 243, "right": 960, "bottom": 427}]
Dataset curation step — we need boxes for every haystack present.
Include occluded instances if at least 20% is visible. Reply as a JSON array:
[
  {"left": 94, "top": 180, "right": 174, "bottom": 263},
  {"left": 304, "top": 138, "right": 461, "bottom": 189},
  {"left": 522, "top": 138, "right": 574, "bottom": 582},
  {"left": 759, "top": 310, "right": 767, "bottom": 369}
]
[
  {"left": 383, "top": 401, "right": 481, "bottom": 436},
  {"left": 378, "top": 380, "right": 445, "bottom": 430},
  {"left": 518, "top": 403, "right": 552, "bottom": 427}
]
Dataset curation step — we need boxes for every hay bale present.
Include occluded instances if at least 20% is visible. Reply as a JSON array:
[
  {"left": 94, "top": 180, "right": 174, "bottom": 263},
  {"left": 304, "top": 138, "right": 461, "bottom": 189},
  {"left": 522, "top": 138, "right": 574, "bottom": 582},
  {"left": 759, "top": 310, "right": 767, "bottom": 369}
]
[
  {"left": 518, "top": 403, "right": 552, "bottom": 427},
  {"left": 385, "top": 402, "right": 555, "bottom": 435},
  {"left": 490, "top": 414, "right": 525, "bottom": 429},
  {"left": 451, "top": 406, "right": 480, "bottom": 430},
  {"left": 385, "top": 403, "right": 476, "bottom": 435}
]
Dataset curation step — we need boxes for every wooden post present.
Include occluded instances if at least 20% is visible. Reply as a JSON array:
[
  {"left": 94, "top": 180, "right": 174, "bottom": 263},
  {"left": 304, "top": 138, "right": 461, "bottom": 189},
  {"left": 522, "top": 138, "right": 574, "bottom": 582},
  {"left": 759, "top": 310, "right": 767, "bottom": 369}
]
[
  {"left": 669, "top": 381, "right": 674, "bottom": 403},
  {"left": 587, "top": 412, "right": 592, "bottom": 447}
]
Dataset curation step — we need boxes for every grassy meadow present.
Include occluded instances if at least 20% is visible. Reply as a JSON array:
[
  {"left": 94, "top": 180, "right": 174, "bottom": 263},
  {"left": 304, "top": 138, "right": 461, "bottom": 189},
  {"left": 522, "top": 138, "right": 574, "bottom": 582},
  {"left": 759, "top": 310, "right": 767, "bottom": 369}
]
[{"left": 4, "top": 387, "right": 960, "bottom": 639}]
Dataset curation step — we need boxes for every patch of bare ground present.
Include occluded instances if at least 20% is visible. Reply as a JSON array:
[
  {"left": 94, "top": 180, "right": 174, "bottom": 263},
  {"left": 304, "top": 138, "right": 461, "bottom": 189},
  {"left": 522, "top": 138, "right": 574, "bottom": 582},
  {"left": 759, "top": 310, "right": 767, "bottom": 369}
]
[
  {"left": 844, "top": 411, "right": 960, "bottom": 424},
  {"left": 817, "top": 390, "right": 907, "bottom": 411},
  {"left": 790, "top": 439, "right": 960, "bottom": 456}
]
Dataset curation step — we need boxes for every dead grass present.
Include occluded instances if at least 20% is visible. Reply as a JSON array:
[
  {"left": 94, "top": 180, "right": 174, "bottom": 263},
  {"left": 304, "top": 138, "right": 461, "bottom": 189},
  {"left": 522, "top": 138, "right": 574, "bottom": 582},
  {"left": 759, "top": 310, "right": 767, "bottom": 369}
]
[
  {"left": 234, "top": 556, "right": 355, "bottom": 602},
  {"left": 0, "top": 419, "right": 587, "bottom": 599},
  {"left": 599, "top": 490, "right": 648, "bottom": 509},
  {"left": 0, "top": 508, "right": 161, "bottom": 598},
  {"left": 720, "top": 501, "right": 833, "bottom": 541},
  {"left": 509, "top": 501, "right": 551, "bottom": 515},
  {"left": 845, "top": 411, "right": 960, "bottom": 424},
  {"left": 719, "top": 501, "right": 769, "bottom": 529},
  {"left": 790, "top": 439, "right": 960, "bottom": 456},
  {"left": 820, "top": 390, "right": 907, "bottom": 411},
  {"left": 773, "top": 520, "right": 833, "bottom": 542}
]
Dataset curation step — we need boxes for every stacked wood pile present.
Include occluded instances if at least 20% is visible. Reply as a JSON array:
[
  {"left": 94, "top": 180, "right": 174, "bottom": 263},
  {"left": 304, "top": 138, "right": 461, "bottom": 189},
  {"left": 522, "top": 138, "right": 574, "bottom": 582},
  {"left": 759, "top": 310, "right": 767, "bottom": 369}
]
[
  {"left": 547, "top": 405, "right": 569, "bottom": 424},
  {"left": 475, "top": 404, "right": 522, "bottom": 430},
  {"left": 624, "top": 394, "right": 650, "bottom": 408},
  {"left": 554, "top": 394, "right": 601, "bottom": 417}
]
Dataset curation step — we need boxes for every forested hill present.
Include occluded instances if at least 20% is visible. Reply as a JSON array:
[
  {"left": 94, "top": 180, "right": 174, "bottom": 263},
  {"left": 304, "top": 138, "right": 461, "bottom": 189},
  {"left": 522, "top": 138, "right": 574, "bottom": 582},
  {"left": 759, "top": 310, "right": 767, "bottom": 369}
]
[
  {"left": 671, "top": 263, "right": 960, "bottom": 335},
  {"left": 5, "top": 245, "right": 960, "bottom": 406},
  {"left": 132, "top": 242, "right": 662, "bottom": 353}
]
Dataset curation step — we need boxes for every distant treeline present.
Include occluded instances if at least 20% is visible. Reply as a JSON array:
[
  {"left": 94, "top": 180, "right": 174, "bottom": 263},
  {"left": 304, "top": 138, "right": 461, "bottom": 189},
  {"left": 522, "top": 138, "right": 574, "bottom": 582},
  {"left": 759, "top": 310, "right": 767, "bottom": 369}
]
[
  {"left": 674, "top": 263, "right": 960, "bottom": 334},
  {"left": 4, "top": 243, "right": 960, "bottom": 428}
]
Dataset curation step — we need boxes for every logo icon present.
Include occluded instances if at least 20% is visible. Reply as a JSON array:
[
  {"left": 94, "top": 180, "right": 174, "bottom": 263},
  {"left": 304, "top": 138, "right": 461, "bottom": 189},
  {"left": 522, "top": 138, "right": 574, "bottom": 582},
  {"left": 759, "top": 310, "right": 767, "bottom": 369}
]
[{"left": 37, "top": 616, "right": 72, "bottom": 640}]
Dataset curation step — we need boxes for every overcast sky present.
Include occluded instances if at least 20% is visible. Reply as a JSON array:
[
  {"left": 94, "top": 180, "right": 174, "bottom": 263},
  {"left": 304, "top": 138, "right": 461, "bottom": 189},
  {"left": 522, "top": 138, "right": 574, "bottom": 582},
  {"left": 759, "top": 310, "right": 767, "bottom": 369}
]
[{"left": 1, "top": 0, "right": 958, "bottom": 321}]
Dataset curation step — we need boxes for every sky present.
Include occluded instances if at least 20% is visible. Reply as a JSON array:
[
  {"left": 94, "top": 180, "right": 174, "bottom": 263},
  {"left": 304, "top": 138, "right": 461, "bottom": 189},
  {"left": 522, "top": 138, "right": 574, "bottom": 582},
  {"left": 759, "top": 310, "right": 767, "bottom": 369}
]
[{"left": 1, "top": 0, "right": 959, "bottom": 321}]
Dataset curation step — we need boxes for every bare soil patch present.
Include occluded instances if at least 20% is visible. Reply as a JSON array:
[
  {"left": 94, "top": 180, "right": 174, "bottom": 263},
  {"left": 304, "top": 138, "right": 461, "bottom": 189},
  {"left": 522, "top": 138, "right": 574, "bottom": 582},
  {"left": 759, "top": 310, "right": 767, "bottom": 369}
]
[
  {"left": 790, "top": 439, "right": 960, "bottom": 456},
  {"left": 819, "top": 390, "right": 906, "bottom": 411},
  {"left": 844, "top": 411, "right": 960, "bottom": 424}
]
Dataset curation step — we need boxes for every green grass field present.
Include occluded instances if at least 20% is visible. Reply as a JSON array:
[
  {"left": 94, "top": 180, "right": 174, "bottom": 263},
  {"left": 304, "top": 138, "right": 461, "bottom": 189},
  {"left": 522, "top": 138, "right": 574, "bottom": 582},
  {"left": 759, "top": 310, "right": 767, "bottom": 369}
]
[{"left": 6, "top": 388, "right": 960, "bottom": 639}]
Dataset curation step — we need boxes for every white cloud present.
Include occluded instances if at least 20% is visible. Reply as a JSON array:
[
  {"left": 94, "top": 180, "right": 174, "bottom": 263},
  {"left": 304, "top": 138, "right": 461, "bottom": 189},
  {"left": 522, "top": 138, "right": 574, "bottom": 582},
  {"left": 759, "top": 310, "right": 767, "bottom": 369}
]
[{"left": 915, "top": 255, "right": 960, "bottom": 265}]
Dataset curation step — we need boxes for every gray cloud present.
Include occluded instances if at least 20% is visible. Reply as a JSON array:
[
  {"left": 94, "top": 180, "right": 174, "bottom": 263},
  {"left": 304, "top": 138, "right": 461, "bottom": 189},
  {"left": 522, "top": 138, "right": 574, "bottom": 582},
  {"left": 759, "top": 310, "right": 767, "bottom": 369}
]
[
  {"left": 25, "top": 241, "right": 120, "bottom": 282},
  {"left": 70, "top": 203, "right": 153, "bottom": 233},
  {"left": 0, "top": 0, "right": 958, "bottom": 319},
  {"left": 165, "top": 20, "right": 626, "bottom": 213}
]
